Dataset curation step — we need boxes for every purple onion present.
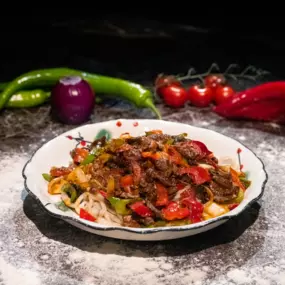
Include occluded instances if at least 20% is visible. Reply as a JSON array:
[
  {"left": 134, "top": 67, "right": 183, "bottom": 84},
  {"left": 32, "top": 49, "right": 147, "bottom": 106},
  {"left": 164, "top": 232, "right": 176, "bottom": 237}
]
[{"left": 51, "top": 76, "right": 95, "bottom": 124}]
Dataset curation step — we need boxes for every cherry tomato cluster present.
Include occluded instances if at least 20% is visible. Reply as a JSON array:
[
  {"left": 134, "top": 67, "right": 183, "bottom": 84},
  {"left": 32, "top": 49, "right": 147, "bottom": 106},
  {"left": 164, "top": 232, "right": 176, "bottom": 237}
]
[{"left": 155, "top": 74, "right": 235, "bottom": 108}]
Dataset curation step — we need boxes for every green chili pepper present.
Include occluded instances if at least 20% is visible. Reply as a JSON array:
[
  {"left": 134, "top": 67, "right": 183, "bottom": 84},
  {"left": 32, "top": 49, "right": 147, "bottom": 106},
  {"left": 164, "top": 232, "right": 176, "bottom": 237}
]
[
  {"left": 6, "top": 90, "right": 50, "bottom": 108},
  {"left": 61, "top": 184, "right": 77, "bottom": 203},
  {"left": 0, "top": 68, "right": 161, "bottom": 118},
  {"left": 108, "top": 197, "right": 132, "bottom": 215},
  {"left": 0, "top": 82, "right": 8, "bottom": 90},
  {"left": 239, "top": 177, "right": 251, "bottom": 189},
  {"left": 147, "top": 220, "right": 167, "bottom": 228},
  {"left": 167, "top": 219, "right": 190, "bottom": 226},
  {"left": 228, "top": 188, "right": 244, "bottom": 204},
  {"left": 81, "top": 154, "right": 95, "bottom": 165},
  {"left": 42, "top": 173, "right": 52, "bottom": 182}
]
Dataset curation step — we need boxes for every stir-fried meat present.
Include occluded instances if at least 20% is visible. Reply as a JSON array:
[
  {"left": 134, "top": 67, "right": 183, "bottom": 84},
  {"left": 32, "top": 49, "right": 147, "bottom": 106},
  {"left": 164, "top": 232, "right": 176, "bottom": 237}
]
[
  {"left": 139, "top": 177, "right": 157, "bottom": 202},
  {"left": 123, "top": 147, "right": 141, "bottom": 161},
  {"left": 90, "top": 136, "right": 107, "bottom": 150},
  {"left": 209, "top": 168, "right": 239, "bottom": 203},
  {"left": 116, "top": 191, "right": 140, "bottom": 199},
  {"left": 139, "top": 217, "right": 155, "bottom": 226},
  {"left": 126, "top": 136, "right": 158, "bottom": 151},
  {"left": 174, "top": 141, "right": 201, "bottom": 161},
  {"left": 147, "top": 134, "right": 172, "bottom": 143},
  {"left": 131, "top": 161, "right": 141, "bottom": 184},
  {"left": 123, "top": 215, "right": 141, "bottom": 228},
  {"left": 48, "top": 129, "right": 249, "bottom": 229},
  {"left": 145, "top": 199, "right": 162, "bottom": 218},
  {"left": 146, "top": 168, "right": 175, "bottom": 187},
  {"left": 154, "top": 158, "right": 173, "bottom": 172}
]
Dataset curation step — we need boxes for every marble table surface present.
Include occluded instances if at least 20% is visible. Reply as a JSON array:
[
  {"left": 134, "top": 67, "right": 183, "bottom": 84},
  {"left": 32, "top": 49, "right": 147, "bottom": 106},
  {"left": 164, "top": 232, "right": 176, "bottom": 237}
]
[{"left": 0, "top": 75, "right": 285, "bottom": 285}]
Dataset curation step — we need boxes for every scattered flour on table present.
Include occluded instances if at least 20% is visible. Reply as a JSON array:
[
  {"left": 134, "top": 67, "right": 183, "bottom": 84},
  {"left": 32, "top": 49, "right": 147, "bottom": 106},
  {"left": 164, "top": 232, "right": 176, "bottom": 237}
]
[
  {"left": 0, "top": 153, "right": 28, "bottom": 192},
  {"left": 212, "top": 262, "right": 285, "bottom": 285},
  {"left": 69, "top": 245, "right": 207, "bottom": 285},
  {"left": 227, "top": 269, "right": 251, "bottom": 284},
  {"left": 0, "top": 256, "right": 41, "bottom": 285}
]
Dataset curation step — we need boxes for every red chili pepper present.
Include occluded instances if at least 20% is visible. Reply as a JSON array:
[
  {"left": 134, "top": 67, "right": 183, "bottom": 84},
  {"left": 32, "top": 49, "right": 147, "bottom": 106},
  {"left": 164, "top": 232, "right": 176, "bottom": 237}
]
[
  {"left": 180, "top": 187, "right": 196, "bottom": 200},
  {"left": 80, "top": 208, "right": 96, "bottom": 222},
  {"left": 228, "top": 203, "right": 239, "bottom": 210},
  {"left": 181, "top": 198, "right": 204, "bottom": 223},
  {"left": 72, "top": 148, "right": 89, "bottom": 164},
  {"left": 178, "top": 166, "right": 211, "bottom": 185},
  {"left": 191, "top": 140, "right": 212, "bottom": 156},
  {"left": 141, "top": 151, "right": 168, "bottom": 160},
  {"left": 99, "top": 190, "right": 107, "bottom": 198},
  {"left": 155, "top": 183, "right": 169, "bottom": 206},
  {"left": 161, "top": 202, "right": 190, "bottom": 221},
  {"left": 130, "top": 201, "right": 153, "bottom": 217},
  {"left": 176, "top": 183, "right": 186, "bottom": 191},
  {"left": 166, "top": 145, "right": 186, "bottom": 165},
  {"left": 120, "top": 175, "right": 134, "bottom": 187},
  {"left": 213, "top": 81, "right": 285, "bottom": 123},
  {"left": 50, "top": 166, "right": 72, "bottom": 177}
]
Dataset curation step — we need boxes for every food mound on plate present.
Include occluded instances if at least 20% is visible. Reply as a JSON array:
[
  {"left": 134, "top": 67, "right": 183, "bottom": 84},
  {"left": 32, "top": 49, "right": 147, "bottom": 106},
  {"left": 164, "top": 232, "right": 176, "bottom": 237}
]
[{"left": 44, "top": 130, "right": 251, "bottom": 228}]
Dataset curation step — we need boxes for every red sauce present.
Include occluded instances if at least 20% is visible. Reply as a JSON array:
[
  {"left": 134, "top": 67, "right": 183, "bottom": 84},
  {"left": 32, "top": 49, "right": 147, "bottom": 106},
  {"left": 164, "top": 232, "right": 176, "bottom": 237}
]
[
  {"left": 133, "top": 122, "right": 139, "bottom": 127},
  {"left": 116, "top": 121, "right": 122, "bottom": 127}
]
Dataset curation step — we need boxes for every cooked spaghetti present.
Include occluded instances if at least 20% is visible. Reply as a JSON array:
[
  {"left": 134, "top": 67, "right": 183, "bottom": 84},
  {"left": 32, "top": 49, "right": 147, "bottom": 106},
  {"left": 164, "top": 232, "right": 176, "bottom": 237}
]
[{"left": 43, "top": 130, "right": 251, "bottom": 228}]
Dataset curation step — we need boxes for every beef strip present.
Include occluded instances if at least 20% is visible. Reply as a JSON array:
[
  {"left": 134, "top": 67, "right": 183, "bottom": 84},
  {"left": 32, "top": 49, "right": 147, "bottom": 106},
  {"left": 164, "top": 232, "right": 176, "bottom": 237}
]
[
  {"left": 139, "top": 217, "right": 155, "bottom": 226},
  {"left": 90, "top": 136, "right": 107, "bottom": 150},
  {"left": 209, "top": 168, "right": 239, "bottom": 203},
  {"left": 146, "top": 168, "right": 175, "bottom": 187},
  {"left": 123, "top": 215, "right": 141, "bottom": 227},
  {"left": 118, "top": 192, "right": 140, "bottom": 199},
  {"left": 145, "top": 199, "right": 162, "bottom": 218},
  {"left": 123, "top": 147, "right": 141, "bottom": 161},
  {"left": 126, "top": 136, "right": 158, "bottom": 151},
  {"left": 139, "top": 174, "right": 157, "bottom": 202},
  {"left": 174, "top": 142, "right": 201, "bottom": 161}
]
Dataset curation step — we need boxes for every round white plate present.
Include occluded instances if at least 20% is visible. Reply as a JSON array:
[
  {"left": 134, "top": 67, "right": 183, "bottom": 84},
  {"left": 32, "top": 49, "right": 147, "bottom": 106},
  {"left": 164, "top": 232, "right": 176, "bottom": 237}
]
[{"left": 22, "top": 119, "right": 267, "bottom": 241}]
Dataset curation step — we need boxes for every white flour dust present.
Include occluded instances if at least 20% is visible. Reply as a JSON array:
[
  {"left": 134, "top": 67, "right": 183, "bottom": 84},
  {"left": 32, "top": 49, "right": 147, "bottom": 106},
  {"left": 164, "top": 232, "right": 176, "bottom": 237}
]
[
  {"left": 0, "top": 152, "right": 28, "bottom": 192},
  {"left": 68, "top": 244, "right": 207, "bottom": 285},
  {"left": 0, "top": 257, "right": 41, "bottom": 285}
]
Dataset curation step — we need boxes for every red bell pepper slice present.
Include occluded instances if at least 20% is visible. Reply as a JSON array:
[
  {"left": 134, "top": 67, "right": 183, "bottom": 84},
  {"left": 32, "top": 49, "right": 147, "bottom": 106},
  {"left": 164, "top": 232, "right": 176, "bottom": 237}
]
[
  {"left": 166, "top": 145, "right": 188, "bottom": 166},
  {"left": 120, "top": 175, "right": 134, "bottom": 187},
  {"left": 181, "top": 198, "right": 204, "bottom": 223},
  {"left": 178, "top": 166, "right": 211, "bottom": 185},
  {"left": 161, "top": 202, "right": 190, "bottom": 221},
  {"left": 191, "top": 140, "right": 212, "bottom": 156},
  {"left": 72, "top": 148, "right": 89, "bottom": 164},
  {"left": 155, "top": 183, "right": 169, "bottom": 206},
  {"left": 99, "top": 190, "right": 107, "bottom": 198},
  {"left": 130, "top": 201, "right": 153, "bottom": 217},
  {"left": 176, "top": 183, "right": 186, "bottom": 191},
  {"left": 228, "top": 203, "right": 239, "bottom": 210},
  {"left": 141, "top": 151, "right": 168, "bottom": 160},
  {"left": 80, "top": 208, "right": 96, "bottom": 222},
  {"left": 50, "top": 166, "right": 72, "bottom": 177},
  {"left": 180, "top": 187, "right": 196, "bottom": 200},
  {"left": 230, "top": 168, "right": 246, "bottom": 191}
]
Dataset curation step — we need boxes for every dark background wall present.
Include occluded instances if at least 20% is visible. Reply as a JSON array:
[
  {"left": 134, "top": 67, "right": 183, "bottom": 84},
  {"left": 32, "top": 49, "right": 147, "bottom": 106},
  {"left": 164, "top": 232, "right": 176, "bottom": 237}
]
[{"left": 0, "top": 15, "right": 284, "bottom": 81}]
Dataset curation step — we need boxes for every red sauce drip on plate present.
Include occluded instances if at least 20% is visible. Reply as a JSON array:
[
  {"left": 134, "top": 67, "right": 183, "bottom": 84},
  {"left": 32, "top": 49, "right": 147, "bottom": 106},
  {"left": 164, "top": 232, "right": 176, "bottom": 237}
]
[{"left": 116, "top": 121, "right": 122, "bottom": 127}]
